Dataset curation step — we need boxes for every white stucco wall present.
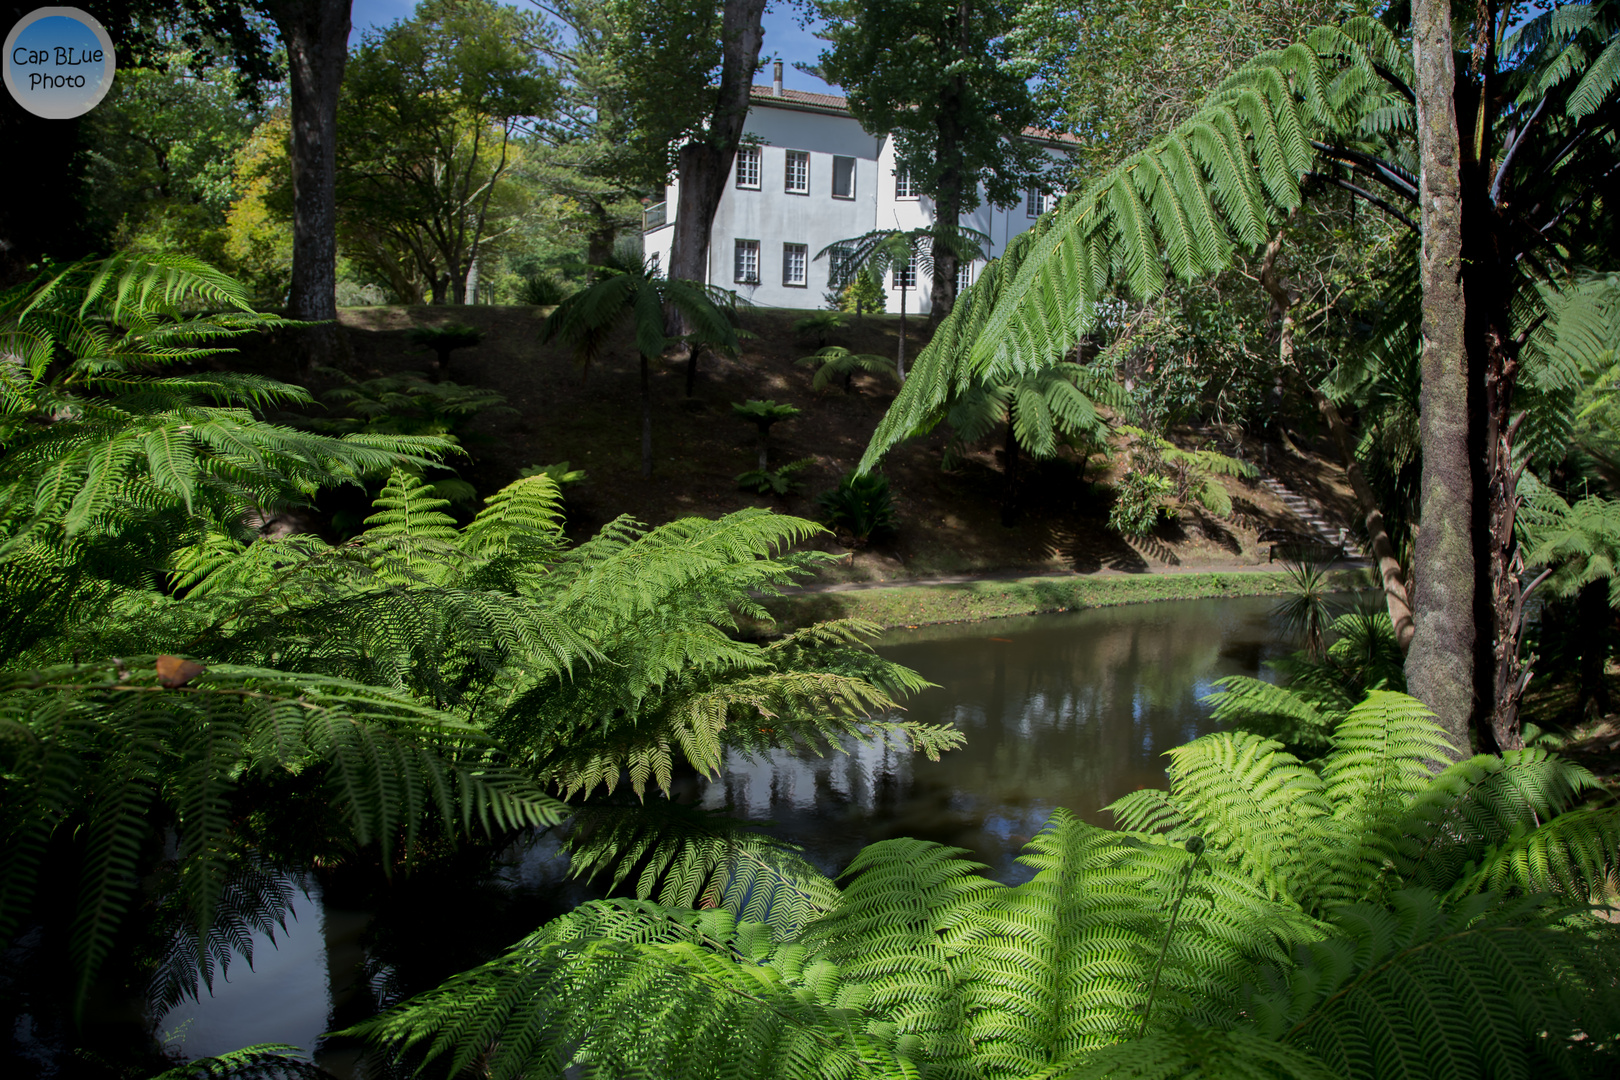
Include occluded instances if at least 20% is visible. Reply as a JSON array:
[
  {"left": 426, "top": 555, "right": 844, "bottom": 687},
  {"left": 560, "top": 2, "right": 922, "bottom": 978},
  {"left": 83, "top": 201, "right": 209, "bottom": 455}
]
[{"left": 645, "top": 97, "right": 1070, "bottom": 315}]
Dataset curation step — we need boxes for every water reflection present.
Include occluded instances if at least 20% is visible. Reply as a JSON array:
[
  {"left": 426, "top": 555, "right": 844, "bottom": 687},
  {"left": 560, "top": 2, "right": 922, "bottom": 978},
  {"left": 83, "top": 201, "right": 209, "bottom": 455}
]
[
  {"left": 702, "top": 595, "right": 1287, "bottom": 881},
  {"left": 144, "top": 595, "right": 1289, "bottom": 1066}
]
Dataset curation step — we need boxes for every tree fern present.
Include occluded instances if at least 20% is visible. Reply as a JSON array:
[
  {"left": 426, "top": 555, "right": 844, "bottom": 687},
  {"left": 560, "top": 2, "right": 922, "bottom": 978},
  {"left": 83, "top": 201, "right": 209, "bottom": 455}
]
[{"left": 350, "top": 695, "right": 1620, "bottom": 1080}]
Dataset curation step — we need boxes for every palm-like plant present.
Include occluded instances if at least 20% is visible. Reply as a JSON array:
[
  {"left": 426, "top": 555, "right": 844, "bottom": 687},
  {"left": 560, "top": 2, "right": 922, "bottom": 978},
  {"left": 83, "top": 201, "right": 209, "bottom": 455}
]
[
  {"left": 818, "top": 226, "right": 988, "bottom": 382},
  {"left": 798, "top": 346, "right": 900, "bottom": 394},
  {"left": 350, "top": 692, "right": 1620, "bottom": 1079},
  {"left": 732, "top": 398, "right": 800, "bottom": 471},
  {"left": 540, "top": 261, "right": 742, "bottom": 476}
]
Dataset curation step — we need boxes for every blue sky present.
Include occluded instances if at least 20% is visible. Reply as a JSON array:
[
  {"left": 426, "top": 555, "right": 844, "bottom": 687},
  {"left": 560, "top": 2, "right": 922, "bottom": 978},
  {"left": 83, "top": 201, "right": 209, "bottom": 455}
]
[{"left": 347, "top": 0, "right": 840, "bottom": 92}]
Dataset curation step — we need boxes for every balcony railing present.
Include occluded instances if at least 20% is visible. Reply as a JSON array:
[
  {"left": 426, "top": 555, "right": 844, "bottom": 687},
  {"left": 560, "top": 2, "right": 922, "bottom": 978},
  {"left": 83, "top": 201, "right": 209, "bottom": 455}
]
[{"left": 642, "top": 201, "right": 667, "bottom": 232}]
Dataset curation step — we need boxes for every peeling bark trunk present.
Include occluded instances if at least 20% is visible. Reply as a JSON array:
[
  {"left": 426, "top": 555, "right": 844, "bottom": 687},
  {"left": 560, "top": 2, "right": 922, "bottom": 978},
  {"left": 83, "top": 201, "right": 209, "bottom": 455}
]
[
  {"left": 1409, "top": 0, "right": 1474, "bottom": 758},
  {"left": 664, "top": 0, "right": 765, "bottom": 335},
  {"left": 266, "top": 0, "right": 352, "bottom": 367},
  {"left": 1257, "top": 230, "right": 1415, "bottom": 650}
]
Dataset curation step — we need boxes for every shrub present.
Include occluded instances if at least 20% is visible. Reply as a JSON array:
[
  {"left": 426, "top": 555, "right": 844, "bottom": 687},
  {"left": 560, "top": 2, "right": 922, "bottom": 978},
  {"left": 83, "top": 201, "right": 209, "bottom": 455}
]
[
  {"left": 792, "top": 310, "right": 847, "bottom": 346},
  {"left": 1108, "top": 468, "right": 1177, "bottom": 537},
  {"left": 817, "top": 471, "right": 897, "bottom": 545},
  {"left": 737, "top": 459, "right": 812, "bottom": 496},
  {"left": 830, "top": 275, "right": 886, "bottom": 315},
  {"left": 519, "top": 273, "right": 571, "bottom": 306}
]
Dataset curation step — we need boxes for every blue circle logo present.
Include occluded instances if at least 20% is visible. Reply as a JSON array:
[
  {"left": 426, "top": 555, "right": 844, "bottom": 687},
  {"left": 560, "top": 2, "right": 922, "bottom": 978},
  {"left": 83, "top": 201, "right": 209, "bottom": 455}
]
[{"left": 4, "top": 7, "right": 115, "bottom": 119}]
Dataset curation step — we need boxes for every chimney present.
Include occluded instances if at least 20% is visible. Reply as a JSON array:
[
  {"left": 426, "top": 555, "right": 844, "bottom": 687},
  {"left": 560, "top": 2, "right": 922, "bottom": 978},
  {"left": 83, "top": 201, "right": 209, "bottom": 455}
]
[{"left": 772, "top": 60, "right": 783, "bottom": 97}]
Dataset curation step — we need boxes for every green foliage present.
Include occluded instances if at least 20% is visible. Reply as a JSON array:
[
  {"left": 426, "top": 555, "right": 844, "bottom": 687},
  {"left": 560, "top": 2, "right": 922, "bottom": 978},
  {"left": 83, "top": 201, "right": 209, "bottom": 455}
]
[
  {"left": 792, "top": 310, "right": 848, "bottom": 346},
  {"left": 1209, "top": 608, "right": 1406, "bottom": 754},
  {"left": 337, "top": 0, "right": 559, "bottom": 304},
  {"left": 518, "top": 272, "right": 573, "bottom": 306},
  {"left": 798, "top": 346, "right": 899, "bottom": 394},
  {"left": 519, "top": 460, "right": 588, "bottom": 487},
  {"left": 731, "top": 399, "right": 801, "bottom": 431},
  {"left": 0, "top": 255, "right": 944, "bottom": 1031},
  {"left": 1276, "top": 559, "right": 1335, "bottom": 659},
  {"left": 540, "top": 261, "right": 741, "bottom": 372},
  {"left": 148, "top": 1044, "right": 324, "bottom": 1080},
  {"left": 351, "top": 693, "right": 1620, "bottom": 1079},
  {"left": 815, "top": 0, "right": 1056, "bottom": 213},
  {"left": 859, "top": 17, "right": 1419, "bottom": 470},
  {"left": 407, "top": 321, "right": 484, "bottom": 371},
  {"left": 1108, "top": 426, "right": 1257, "bottom": 533},
  {"left": 312, "top": 371, "right": 509, "bottom": 438},
  {"left": 817, "top": 471, "right": 898, "bottom": 545},
  {"left": 943, "top": 360, "right": 1121, "bottom": 465},
  {"left": 830, "top": 272, "right": 888, "bottom": 314},
  {"left": 737, "top": 459, "right": 812, "bottom": 496},
  {"left": 1107, "top": 468, "right": 1177, "bottom": 536}
]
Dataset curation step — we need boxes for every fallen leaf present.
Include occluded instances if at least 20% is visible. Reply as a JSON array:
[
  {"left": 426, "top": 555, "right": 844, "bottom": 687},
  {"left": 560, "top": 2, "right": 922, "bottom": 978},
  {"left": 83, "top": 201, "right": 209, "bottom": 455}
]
[{"left": 156, "top": 655, "right": 206, "bottom": 689}]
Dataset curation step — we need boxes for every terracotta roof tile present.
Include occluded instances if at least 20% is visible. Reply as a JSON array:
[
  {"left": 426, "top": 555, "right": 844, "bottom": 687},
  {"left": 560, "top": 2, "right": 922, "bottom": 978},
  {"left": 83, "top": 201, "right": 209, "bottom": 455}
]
[{"left": 750, "top": 84, "right": 851, "bottom": 111}]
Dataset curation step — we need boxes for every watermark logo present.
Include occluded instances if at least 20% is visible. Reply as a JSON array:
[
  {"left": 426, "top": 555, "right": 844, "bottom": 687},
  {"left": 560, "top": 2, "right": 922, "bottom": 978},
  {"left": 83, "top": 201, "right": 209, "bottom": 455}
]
[{"left": 5, "top": 7, "right": 115, "bottom": 119}]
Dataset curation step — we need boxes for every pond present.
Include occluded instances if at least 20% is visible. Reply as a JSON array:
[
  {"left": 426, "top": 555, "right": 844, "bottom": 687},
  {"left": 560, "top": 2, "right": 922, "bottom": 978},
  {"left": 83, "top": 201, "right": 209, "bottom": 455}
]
[{"left": 151, "top": 593, "right": 1293, "bottom": 1070}]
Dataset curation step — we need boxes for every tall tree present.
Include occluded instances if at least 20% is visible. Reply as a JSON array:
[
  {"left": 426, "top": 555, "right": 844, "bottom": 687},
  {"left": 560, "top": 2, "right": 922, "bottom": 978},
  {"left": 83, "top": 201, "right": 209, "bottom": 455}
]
[
  {"left": 602, "top": 0, "right": 766, "bottom": 308},
  {"left": 260, "top": 0, "right": 351, "bottom": 362},
  {"left": 859, "top": 9, "right": 1620, "bottom": 754},
  {"left": 338, "top": 0, "right": 558, "bottom": 304},
  {"left": 815, "top": 0, "right": 1056, "bottom": 320},
  {"left": 1406, "top": 0, "right": 1474, "bottom": 756}
]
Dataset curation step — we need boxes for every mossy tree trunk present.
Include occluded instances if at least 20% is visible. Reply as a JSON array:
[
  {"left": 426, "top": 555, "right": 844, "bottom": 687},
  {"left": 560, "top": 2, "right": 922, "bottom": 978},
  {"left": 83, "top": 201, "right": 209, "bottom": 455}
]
[
  {"left": 1407, "top": 0, "right": 1474, "bottom": 759},
  {"left": 640, "top": 354, "right": 653, "bottom": 478}
]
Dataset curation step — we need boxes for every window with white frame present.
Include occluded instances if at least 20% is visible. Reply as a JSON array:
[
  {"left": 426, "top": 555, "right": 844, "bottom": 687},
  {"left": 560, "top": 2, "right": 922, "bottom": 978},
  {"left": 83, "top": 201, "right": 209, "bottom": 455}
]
[
  {"left": 1026, "top": 188, "right": 1043, "bottom": 217},
  {"left": 735, "top": 146, "right": 761, "bottom": 189},
  {"left": 782, "top": 243, "right": 808, "bottom": 287},
  {"left": 894, "top": 168, "right": 916, "bottom": 199},
  {"left": 734, "top": 239, "right": 759, "bottom": 283},
  {"left": 828, "top": 243, "right": 854, "bottom": 286},
  {"left": 956, "top": 261, "right": 972, "bottom": 292},
  {"left": 784, "top": 150, "right": 809, "bottom": 193},
  {"left": 893, "top": 258, "right": 916, "bottom": 290},
  {"left": 650, "top": 252, "right": 661, "bottom": 277},
  {"left": 831, "top": 155, "right": 855, "bottom": 198}
]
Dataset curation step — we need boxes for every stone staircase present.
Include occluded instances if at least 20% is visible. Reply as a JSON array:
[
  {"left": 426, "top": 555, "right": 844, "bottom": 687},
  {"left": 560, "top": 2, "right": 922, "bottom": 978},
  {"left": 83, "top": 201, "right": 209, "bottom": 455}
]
[{"left": 1257, "top": 475, "right": 1356, "bottom": 552}]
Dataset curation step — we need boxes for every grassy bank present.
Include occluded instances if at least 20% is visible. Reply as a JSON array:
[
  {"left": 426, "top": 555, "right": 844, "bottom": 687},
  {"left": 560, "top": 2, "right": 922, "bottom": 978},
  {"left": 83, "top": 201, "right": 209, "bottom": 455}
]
[{"left": 759, "top": 568, "right": 1337, "bottom": 633}]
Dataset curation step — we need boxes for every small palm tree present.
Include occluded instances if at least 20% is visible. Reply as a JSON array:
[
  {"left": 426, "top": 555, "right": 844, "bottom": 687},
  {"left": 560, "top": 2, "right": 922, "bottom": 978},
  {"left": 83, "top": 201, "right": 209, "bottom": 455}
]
[
  {"left": 797, "top": 346, "right": 899, "bottom": 394},
  {"left": 816, "top": 226, "right": 986, "bottom": 383},
  {"left": 731, "top": 399, "right": 800, "bottom": 471},
  {"left": 541, "top": 261, "right": 741, "bottom": 477},
  {"left": 408, "top": 322, "right": 483, "bottom": 379}
]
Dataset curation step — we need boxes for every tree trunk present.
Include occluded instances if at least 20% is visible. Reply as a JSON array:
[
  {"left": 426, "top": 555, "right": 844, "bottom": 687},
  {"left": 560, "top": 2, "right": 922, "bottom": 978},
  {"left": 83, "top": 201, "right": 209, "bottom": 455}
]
[
  {"left": 758, "top": 427, "right": 770, "bottom": 472},
  {"left": 265, "top": 0, "right": 352, "bottom": 367},
  {"left": 685, "top": 343, "right": 704, "bottom": 397},
  {"left": 1257, "top": 229, "right": 1415, "bottom": 649},
  {"left": 1407, "top": 0, "right": 1474, "bottom": 759},
  {"left": 928, "top": 1, "right": 970, "bottom": 325},
  {"left": 1001, "top": 421, "right": 1021, "bottom": 527},
  {"left": 897, "top": 282, "right": 908, "bottom": 382},
  {"left": 664, "top": 0, "right": 766, "bottom": 334},
  {"left": 640, "top": 354, "right": 653, "bottom": 478}
]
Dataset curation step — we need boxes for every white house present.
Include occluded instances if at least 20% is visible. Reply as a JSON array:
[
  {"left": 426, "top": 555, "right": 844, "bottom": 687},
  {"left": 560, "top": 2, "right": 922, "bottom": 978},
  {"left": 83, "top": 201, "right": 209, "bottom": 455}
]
[{"left": 642, "top": 63, "right": 1071, "bottom": 315}]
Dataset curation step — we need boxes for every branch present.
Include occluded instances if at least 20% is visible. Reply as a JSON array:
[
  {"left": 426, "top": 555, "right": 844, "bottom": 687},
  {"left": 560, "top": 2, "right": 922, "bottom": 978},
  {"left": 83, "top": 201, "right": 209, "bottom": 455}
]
[
  {"left": 1306, "top": 173, "right": 1420, "bottom": 233},
  {"left": 1490, "top": 95, "right": 1547, "bottom": 205}
]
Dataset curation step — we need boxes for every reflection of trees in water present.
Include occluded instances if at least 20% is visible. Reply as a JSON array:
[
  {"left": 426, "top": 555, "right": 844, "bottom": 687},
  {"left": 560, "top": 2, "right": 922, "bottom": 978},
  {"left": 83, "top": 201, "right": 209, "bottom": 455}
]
[{"left": 701, "top": 598, "right": 1286, "bottom": 875}]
